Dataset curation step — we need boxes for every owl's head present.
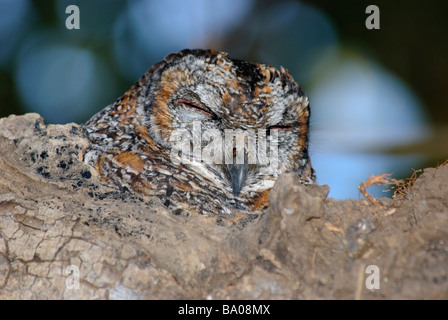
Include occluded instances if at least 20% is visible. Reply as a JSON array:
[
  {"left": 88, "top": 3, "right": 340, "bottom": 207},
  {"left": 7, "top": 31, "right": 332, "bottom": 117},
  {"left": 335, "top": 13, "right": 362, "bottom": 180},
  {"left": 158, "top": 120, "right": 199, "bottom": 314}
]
[{"left": 139, "top": 49, "right": 314, "bottom": 197}]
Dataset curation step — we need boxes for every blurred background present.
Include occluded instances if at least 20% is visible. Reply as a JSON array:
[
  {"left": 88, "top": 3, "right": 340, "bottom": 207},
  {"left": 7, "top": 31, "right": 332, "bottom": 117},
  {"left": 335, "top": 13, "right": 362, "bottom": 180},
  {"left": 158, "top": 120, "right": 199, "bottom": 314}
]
[{"left": 1, "top": 0, "right": 447, "bottom": 199}]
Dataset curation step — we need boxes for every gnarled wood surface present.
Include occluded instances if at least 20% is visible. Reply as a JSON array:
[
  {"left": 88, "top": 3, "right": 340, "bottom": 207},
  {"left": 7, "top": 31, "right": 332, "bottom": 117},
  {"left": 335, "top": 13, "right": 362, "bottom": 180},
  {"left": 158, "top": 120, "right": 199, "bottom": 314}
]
[{"left": 0, "top": 113, "right": 447, "bottom": 299}]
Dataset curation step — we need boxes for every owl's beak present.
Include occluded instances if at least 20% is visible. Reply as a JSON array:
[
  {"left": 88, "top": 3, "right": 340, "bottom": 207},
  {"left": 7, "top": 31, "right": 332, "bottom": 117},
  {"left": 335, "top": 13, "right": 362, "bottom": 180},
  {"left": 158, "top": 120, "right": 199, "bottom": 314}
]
[{"left": 226, "top": 163, "right": 249, "bottom": 196}]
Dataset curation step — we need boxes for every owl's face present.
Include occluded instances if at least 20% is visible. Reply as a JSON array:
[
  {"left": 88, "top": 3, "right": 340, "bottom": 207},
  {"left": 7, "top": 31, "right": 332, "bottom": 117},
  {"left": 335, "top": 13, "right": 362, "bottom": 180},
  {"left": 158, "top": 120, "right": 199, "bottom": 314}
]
[{"left": 144, "top": 50, "right": 312, "bottom": 197}]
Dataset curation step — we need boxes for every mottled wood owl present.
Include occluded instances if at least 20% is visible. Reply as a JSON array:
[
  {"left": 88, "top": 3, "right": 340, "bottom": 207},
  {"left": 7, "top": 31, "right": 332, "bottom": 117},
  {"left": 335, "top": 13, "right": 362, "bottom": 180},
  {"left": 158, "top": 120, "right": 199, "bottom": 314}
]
[{"left": 82, "top": 49, "right": 315, "bottom": 221}]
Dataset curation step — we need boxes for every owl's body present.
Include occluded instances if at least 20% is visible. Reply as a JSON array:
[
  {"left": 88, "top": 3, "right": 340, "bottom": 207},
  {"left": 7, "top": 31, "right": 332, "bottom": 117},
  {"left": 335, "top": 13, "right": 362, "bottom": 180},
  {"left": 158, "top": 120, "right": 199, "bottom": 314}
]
[{"left": 83, "top": 49, "right": 315, "bottom": 220}]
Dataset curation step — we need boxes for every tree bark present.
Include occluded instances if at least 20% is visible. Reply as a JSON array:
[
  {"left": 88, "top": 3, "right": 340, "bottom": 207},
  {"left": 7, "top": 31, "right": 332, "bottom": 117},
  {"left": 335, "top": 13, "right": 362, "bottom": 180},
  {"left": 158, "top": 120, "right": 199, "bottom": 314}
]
[{"left": 0, "top": 113, "right": 447, "bottom": 299}]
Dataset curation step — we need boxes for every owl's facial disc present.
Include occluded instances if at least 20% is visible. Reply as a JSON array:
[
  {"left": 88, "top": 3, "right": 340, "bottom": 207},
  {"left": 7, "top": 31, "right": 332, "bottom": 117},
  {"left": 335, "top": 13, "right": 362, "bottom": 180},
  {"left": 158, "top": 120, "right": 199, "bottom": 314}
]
[
  {"left": 172, "top": 98, "right": 253, "bottom": 196},
  {"left": 169, "top": 95, "right": 297, "bottom": 196}
]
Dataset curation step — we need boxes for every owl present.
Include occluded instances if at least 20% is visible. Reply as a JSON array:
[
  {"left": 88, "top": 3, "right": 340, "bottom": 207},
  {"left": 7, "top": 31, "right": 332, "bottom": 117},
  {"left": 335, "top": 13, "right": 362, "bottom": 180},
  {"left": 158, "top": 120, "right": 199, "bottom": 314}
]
[{"left": 82, "top": 49, "right": 315, "bottom": 221}]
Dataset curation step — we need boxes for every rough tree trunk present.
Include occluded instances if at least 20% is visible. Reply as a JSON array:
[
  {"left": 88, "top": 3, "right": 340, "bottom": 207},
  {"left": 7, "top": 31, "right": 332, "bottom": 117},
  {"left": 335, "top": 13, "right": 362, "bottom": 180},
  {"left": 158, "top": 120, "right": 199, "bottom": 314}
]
[{"left": 0, "top": 113, "right": 447, "bottom": 299}]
